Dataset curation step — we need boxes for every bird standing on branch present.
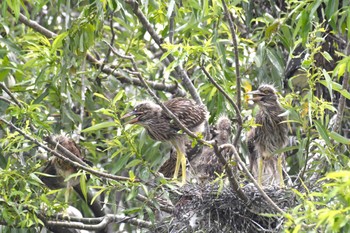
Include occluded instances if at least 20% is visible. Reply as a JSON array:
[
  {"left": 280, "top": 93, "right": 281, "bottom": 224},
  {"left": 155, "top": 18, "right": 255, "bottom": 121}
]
[
  {"left": 247, "top": 85, "right": 288, "bottom": 187},
  {"left": 122, "top": 97, "right": 207, "bottom": 184}
]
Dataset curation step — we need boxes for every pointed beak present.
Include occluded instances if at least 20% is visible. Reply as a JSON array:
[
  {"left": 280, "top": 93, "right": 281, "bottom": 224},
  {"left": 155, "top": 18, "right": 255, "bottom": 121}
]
[
  {"left": 246, "top": 90, "right": 265, "bottom": 102},
  {"left": 121, "top": 111, "right": 141, "bottom": 124}
]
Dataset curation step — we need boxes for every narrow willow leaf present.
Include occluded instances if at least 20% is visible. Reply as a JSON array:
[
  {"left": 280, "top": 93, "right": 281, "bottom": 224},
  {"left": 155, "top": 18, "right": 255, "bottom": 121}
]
[
  {"left": 329, "top": 131, "right": 350, "bottom": 145},
  {"left": 314, "top": 120, "right": 331, "bottom": 146},
  {"left": 82, "top": 121, "right": 116, "bottom": 132}
]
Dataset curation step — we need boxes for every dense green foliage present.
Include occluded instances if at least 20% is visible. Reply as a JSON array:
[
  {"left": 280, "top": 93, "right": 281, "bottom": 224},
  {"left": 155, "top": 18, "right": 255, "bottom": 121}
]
[{"left": 0, "top": 0, "right": 350, "bottom": 232}]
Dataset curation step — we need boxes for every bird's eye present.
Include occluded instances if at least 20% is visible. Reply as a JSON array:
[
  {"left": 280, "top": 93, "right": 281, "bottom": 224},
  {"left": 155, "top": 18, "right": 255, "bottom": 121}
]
[{"left": 263, "top": 90, "right": 269, "bottom": 94}]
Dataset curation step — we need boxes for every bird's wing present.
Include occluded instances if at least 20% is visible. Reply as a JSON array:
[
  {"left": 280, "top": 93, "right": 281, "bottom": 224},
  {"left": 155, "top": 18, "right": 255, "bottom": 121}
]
[{"left": 165, "top": 98, "right": 206, "bottom": 129}]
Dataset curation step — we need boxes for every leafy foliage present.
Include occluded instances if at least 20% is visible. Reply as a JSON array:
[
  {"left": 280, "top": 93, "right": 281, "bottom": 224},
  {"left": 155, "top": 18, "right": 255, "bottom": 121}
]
[{"left": 0, "top": 0, "right": 349, "bottom": 232}]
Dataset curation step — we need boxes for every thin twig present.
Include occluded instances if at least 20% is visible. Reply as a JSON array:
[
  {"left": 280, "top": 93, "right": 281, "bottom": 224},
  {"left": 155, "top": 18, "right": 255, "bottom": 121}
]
[
  {"left": 220, "top": 143, "right": 286, "bottom": 215},
  {"left": 200, "top": 65, "right": 243, "bottom": 146},
  {"left": 0, "top": 83, "right": 23, "bottom": 107},
  {"left": 221, "top": 0, "right": 241, "bottom": 112}
]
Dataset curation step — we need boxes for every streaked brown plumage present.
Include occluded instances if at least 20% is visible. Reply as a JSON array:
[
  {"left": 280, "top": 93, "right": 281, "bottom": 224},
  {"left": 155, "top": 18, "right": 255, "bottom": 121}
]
[
  {"left": 191, "top": 116, "right": 232, "bottom": 183},
  {"left": 247, "top": 84, "right": 288, "bottom": 187},
  {"left": 122, "top": 97, "right": 207, "bottom": 184},
  {"left": 40, "top": 135, "right": 89, "bottom": 189}
]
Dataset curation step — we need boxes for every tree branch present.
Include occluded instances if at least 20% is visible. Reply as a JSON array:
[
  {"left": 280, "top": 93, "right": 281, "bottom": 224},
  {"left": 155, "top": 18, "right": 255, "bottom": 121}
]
[
  {"left": 15, "top": 12, "right": 184, "bottom": 96},
  {"left": 41, "top": 214, "right": 154, "bottom": 231},
  {"left": 200, "top": 65, "right": 243, "bottom": 146},
  {"left": 105, "top": 43, "right": 210, "bottom": 145},
  {"left": 0, "top": 117, "right": 136, "bottom": 183},
  {"left": 332, "top": 43, "right": 350, "bottom": 133},
  {"left": 221, "top": 0, "right": 241, "bottom": 112},
  {"left": 0, "top": 83, "right": 23, "bottom": 107},
  {"left": 213, "top": 143, "right": 249, "bottom": 202},
  {"left": 124, "top": 0, "right": 203, "bottom": 106}
]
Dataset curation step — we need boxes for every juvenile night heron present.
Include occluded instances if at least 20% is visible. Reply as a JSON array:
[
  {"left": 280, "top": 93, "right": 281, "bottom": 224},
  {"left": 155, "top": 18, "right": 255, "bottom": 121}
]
[
  {"left": 122, "top": 97, "right": 207, "bottom": 184},
  {"left": 247, "top": 84, "right": 288, "bottom": 187},
  {"left": 40, "top": 135, "right": 90, "bottom": 189},
  {"left": 191, "top": 116, "right": 232, "bottom": 183}
]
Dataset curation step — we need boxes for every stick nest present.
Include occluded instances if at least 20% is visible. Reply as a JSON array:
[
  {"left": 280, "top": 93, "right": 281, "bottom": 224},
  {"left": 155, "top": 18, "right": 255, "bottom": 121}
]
[{"left": 163, "top": 183, "right": 296, "bottom": 233}]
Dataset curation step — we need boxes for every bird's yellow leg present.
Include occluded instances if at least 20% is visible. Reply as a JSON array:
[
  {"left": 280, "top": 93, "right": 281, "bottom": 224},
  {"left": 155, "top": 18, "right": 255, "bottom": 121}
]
[
  {"left": 173, "top": 150, "right": 181, "bottom": 180},
  {"left": 180, "top": 151, "right": 186, "bottom": 184},
  {"left": 258, "top": 156, "right": 263, "bottom": 186},
  {"left": 277, "top": 156, "right": 285, "bottom": 188}
]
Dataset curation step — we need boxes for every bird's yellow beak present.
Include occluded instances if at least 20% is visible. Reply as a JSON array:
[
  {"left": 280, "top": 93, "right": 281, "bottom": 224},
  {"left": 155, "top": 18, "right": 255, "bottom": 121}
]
[
  {"left": 246, "top": 90, "right": 265, "bottom": 102},
  {"left": 121, "top": 111, "right": 142, "bottom": 124}
]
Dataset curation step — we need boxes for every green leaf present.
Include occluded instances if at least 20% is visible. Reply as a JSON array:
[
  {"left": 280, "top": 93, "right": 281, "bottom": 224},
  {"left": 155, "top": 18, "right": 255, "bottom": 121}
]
[
  {"left": 51, "top": 32, "right": 68, "bottom": 52},
  {"left": 112, "top": 90, "right": 125, "bottom": 106},
  {"left": 125, "top": 159, "right": 142, "bottom": 169},
  {"left": 82, "top": 121, "right": 116, "bottom": 132},
  {"left": 314, "top": 120, "right": 331, "bottom": 146},
  {"left": 329, "top": 131, "right": 350, "bottom": 145},
  {"left": 6, "top": 0, "right": 20, "bottom": 19},
  {"left": 94, "top": 93, "right": 110, "bottom": 102},
  {"left": 80, "top": 173, "right": 88, "bottom": 201},
  {"left": 123, "top": 207, "right": 142, "bottom": 215},
  {"left": 319, "top": 80, "right": 350, "bottom": 100},
  {"left": 91, "top": 188, "right": 107, "bottom": 205},
  {"left": 326, "top": 171, "right": 350, "bottom": 179}
]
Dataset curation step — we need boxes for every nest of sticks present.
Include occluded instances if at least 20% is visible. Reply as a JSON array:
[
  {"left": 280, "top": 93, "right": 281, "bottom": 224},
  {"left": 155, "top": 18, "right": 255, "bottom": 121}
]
[{"left": 161, "top": 183, "right": 296, "bottom": 233}]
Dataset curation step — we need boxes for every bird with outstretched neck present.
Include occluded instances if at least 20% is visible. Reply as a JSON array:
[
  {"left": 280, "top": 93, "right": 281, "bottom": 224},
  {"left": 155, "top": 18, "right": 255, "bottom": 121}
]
[
  {"left": 122, "top": 97, "right": 207, "bottom": 184},
  {"left": 247, "top": 84, "right": 288, "bottom": 188}
]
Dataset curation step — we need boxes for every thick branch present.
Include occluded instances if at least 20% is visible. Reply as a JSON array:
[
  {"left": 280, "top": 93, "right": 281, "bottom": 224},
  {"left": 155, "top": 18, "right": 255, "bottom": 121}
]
[
  {"left": 213, "top": 144, "right": 249, "bottom": 202},
  {"left": 15, "top": 12, "right": 184, "bottom": 96},
  {"left": 42, "top": 214, "right": 154, "bottom": 231}
]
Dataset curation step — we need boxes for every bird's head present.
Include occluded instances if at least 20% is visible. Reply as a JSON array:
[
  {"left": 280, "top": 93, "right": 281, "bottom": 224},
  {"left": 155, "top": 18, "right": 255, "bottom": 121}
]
[
  {"left": 247, "top": 84, "right": 279, "bottom": 108},
  {"left": 121, "top": 101, "right": 161, "bottom": 125}
]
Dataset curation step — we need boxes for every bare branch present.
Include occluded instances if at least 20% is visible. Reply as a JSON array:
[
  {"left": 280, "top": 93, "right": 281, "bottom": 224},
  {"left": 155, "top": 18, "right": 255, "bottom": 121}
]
[
  {"left": 200, "top": 65, "right": 243, "bottom": 146},
  {"left": 221, "top": 0, "right": 241, "bottom": 112},
  {"left": 220, "top": 143, "right": 286, "bottom": 215},
  {"left": 42, "top": 214, "right": 154, "bottom": 231}
]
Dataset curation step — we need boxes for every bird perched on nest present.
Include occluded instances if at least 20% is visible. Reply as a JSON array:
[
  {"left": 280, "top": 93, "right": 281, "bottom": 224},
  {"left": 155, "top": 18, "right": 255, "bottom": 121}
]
[
  {"left": 190, "top": 116, "right": 232, "bottom": 183},
  {"left": 122, "top": 97, "right": 207, "bottom": 184},
  {"left": 40, "top": 135, "right": 90, "bottom": 190},
  {"left": 247, "top": 84, "right": 288, "bottom": 187}
]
